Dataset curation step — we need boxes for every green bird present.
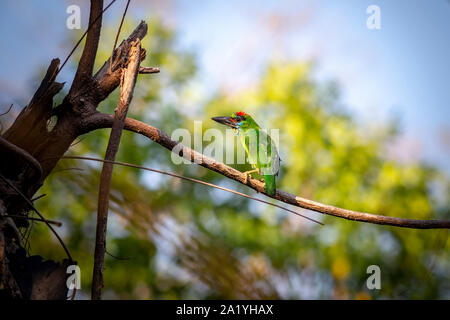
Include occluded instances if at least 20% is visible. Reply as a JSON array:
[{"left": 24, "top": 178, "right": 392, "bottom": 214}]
[{"left": 212, "top": 111, "right": 280, "bottom": 196}]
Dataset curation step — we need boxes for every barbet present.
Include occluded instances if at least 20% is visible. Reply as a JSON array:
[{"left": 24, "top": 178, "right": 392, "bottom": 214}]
[{"left": 212, "top": 111, "right": 280, "bottom": 196}]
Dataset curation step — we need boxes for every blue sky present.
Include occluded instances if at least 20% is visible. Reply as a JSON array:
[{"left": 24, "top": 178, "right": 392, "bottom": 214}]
[{"left": 1, "top": 0, "right": 449, "bottom": 172}]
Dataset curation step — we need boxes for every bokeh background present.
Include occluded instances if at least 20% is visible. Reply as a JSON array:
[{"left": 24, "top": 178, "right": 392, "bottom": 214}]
[{"left": 0, "top": 0, "right": 449, "bottom": 299}]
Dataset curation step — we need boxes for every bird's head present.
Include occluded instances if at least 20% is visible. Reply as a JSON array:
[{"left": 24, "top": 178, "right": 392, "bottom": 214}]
[{"left": 211, "top": 111, "right": 252, "bottom": 130}]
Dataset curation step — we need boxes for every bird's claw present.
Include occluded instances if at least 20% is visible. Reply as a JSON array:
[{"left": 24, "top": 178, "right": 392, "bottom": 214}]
[{"left": 242, "top": 169, "right": 260, "bottom": 184}]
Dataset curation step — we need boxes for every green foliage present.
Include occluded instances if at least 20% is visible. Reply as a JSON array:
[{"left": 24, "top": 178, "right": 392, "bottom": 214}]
[{"left": 29, "top": 17, "right": 449, "bottom": 299}]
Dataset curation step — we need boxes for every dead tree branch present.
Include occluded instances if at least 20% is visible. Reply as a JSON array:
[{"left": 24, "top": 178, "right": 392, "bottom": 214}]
[
  {"left": 29, "top": 21, "right": 148, "bottom": 181},
  {"left": 109, "top": 0, "right": 131, "bottom": 73},
  {"left": 70, "top": 0, "right": 104, "bottom": 93},
  {"left": 139, "top": 66, "right": 160, "bottom": 74},
  {"left": 81, "top": 113, "right": 450, "bottom": 230},
  {"left": 0, "top": 14, "right": 149, "bottom": 299},
  {"left": 91, "top": 40, "right": 141, "bottom": 300},
  {"left": 2, "top": 59, "right": 63, "bottom": 160},
  {"left": 93, "top": 21, "right": 148, "bottom": 103},
  {"left": 0, "top": 2, "right": 150, "bottom": 297}
]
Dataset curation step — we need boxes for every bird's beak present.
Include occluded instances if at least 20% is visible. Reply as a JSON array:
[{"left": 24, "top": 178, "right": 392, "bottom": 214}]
[{"left": 211, "top": 116, "right": 237, "bottom": 129}]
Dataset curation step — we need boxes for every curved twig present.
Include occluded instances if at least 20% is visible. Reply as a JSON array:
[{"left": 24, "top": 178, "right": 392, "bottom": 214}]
[
  {"left": 3, "top": 215, "right": 62, "bottom": 227},
  {"left": 31, "top": 194, "right": 47, "bottom": 202},
  {"left": 81, "top": 112, "right": 450, "bottom": 230},
  {"left": 69, "top": 0, "right": 105, "bottom": 86},
  {"left": 0, "top": 173, "right": 72, "bottom": 260},
  {"left": 109, "top": 0, "right": 131, "bottom": 73},
  {"left": 0, "top": 104, "right": 13, "bottom": 117},
  {"left": 62, "top": 0, "right": 116, "bottom": 79},
  {"left": 61, "top": 155, "right": 324, "bottom": 225}
]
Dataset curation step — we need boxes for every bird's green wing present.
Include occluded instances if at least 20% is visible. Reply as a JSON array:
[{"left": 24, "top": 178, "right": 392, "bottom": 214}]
[
  {"left": 240, "top": 132, "right": 258, "bottom": 169},
  {"left": 255, "top": 129, "right": 280, "bottom": 176},
  {"left": 240, "top": 127, "right": 280, "bottom": 196},
  {"left": 241, "top": 129, "right": 279, "bottom": 173}
]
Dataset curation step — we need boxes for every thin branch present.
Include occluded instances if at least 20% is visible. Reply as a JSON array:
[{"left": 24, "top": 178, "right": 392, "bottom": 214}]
[
  {"left": 82, "top": 113, "right": 450, "bottom": 230},
  {"left": 91, "top": 40, "right": 141, "bottom": 300},
  {"left": 105, "top": 249, "right": 130, "bottom": 261},
  {"left": 109, "top": 0, "right": 131, "bottom": 74},
  {"left": 31, "top": 194, "right": 47, "bottom": 202},
  {"left": 60, "top": 0, "right": 117, "bottom": 75},
  {"left": 52, "top": 167, "right": 84, "bottom": 174},
  {"left": 0, "top": 173, "right": 72, "bottom": 260},
  {"left": 0, "top": 104, "right": 13, "bottom": 117},
  {"left": 61, "top": 156, "right": 323, "bottom": 225},
  {"left": 70, "top": 0, "right": 105, "bottom": 90},
  {"left": 139, "top": 66, "right": 160, "bottom": 74},
  {"left": 70, "top": 136, "right": 86, "bottom": 148},
  {"left": 93, "top": 21, "right": 148, "bottom": 103},
  {"left": 3, "top": 215, "right": 62, "bottom": 227}
]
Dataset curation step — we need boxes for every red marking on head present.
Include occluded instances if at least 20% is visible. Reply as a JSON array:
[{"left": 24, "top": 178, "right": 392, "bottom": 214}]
[{"left": 236, "top": 111, "right": 246, "bottom": 117}]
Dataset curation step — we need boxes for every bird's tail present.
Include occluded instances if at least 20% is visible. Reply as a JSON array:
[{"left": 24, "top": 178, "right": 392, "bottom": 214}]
[{"left": 264, "top": 174, "right": 276, "bottom": 196}]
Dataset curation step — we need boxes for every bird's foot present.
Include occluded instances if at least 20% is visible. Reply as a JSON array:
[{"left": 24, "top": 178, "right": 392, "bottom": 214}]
[{"left": 243, "top": 169, "right": 260, "bottom": 184}]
